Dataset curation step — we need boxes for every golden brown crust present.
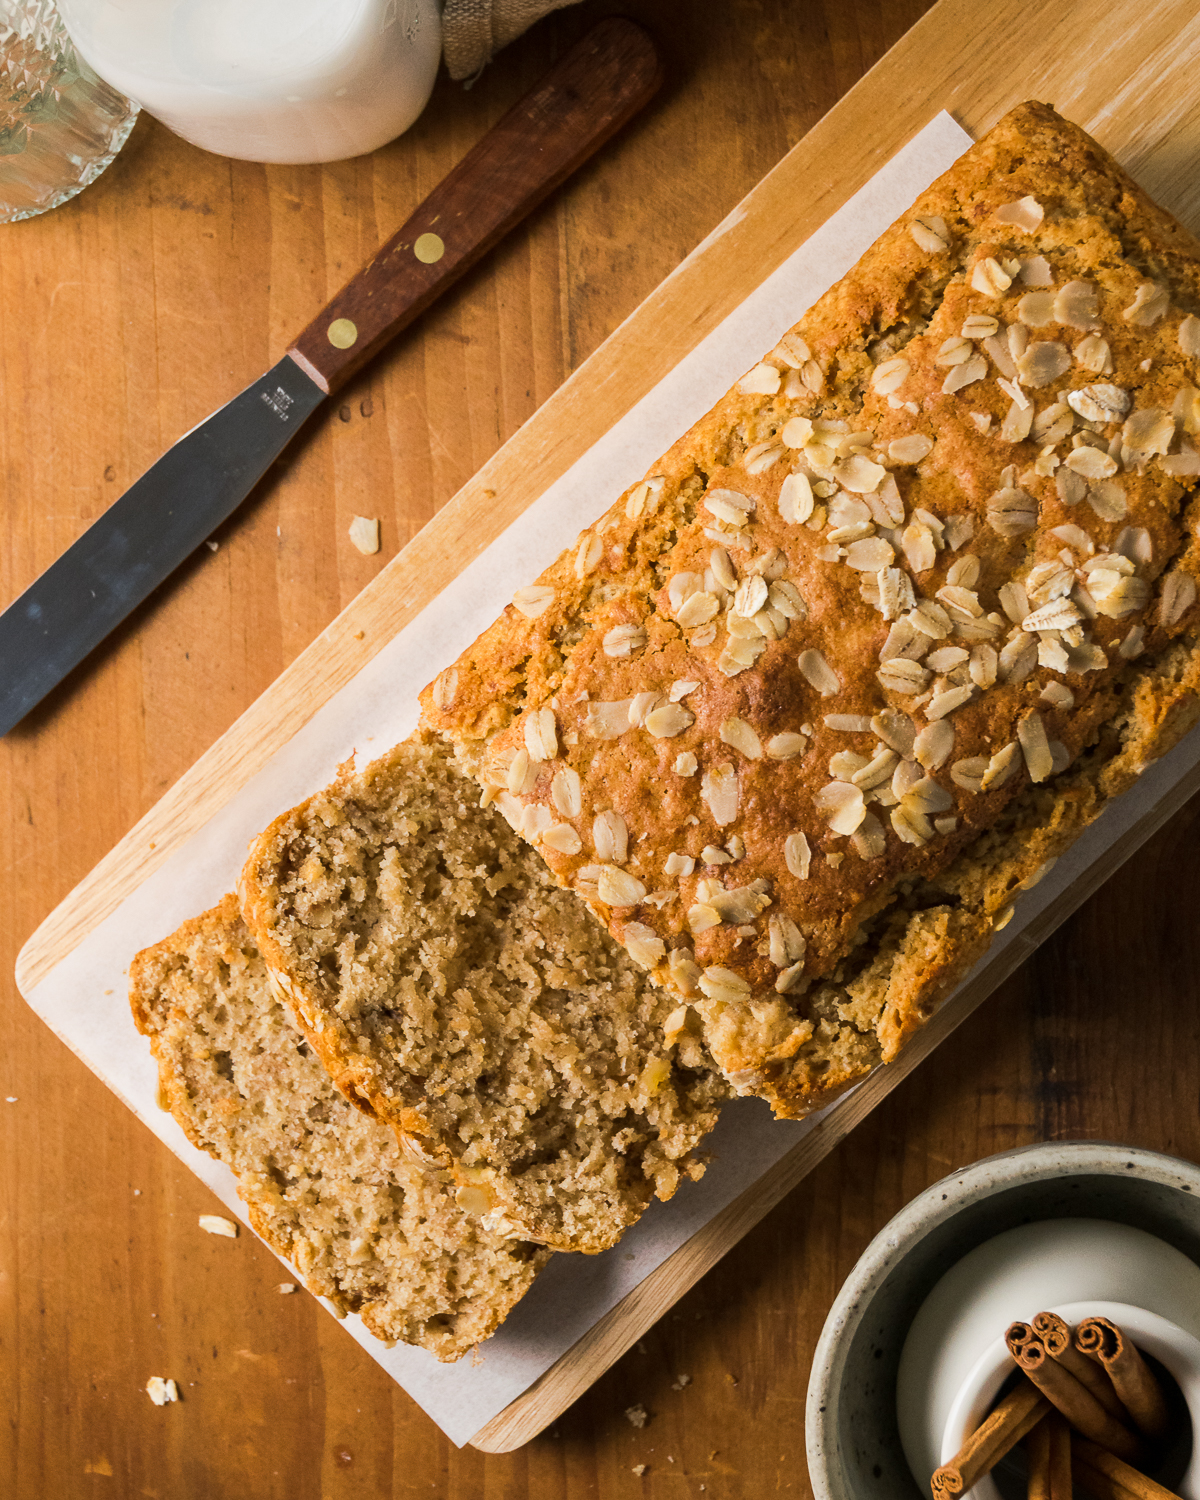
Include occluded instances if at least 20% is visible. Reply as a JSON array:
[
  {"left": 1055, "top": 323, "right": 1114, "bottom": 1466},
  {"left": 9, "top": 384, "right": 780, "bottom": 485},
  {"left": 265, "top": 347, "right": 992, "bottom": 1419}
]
[{"left": 419, "top": 103, "right": 1200, "bottom": 1114}]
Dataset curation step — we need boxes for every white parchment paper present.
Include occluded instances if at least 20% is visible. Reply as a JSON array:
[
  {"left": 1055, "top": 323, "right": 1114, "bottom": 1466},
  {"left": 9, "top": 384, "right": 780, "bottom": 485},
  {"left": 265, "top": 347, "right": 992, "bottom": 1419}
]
[{"left": 14, "top": 112, "right": 1043, "bottom": 1446}]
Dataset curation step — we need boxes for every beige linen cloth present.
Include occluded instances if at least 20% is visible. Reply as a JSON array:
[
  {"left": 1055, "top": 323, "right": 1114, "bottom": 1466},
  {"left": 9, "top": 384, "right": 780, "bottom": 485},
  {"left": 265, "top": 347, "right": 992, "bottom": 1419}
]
[{"left": 442, "top": 0, "right": 584, "bottom": 79}]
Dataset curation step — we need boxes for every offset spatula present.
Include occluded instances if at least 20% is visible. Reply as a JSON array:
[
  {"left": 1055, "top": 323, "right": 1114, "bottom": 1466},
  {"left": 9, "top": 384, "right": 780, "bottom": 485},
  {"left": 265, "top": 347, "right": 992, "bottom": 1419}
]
[{"left": 0, "top": 18, "right": 662, "bottom": 736}]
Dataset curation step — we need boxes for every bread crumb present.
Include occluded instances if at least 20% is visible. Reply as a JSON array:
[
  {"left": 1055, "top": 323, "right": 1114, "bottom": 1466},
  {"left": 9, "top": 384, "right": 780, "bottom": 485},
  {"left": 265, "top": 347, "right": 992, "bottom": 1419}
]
[
  {"left": 277, "top": 1282, "right": 297, "bottom": 1294},
  {"left": 5, "top": 1097, "right": 16, "bottom": 1103},
  {"left": 348, "top": 516, "right": 381, "bottom": 555},
  {"left": 205, "top": 539, "right": 218, "bottom": 552},
  {"left": 198, "top": 1214, "right": 238, "bottom": 1238},
  {"left": 625, "top": 1403, "right": 648, "bottom": 1429},
  {"left": 636, "top": 1340, "right": 649, "bottom": 1355},
  {"left": 632, "top": 1465, "right": 646, "bottom": 1477},
  {"left": 671, "top": 1373, "right": 691, "bottom": 1390},
  {"left": 83, "top": 1457, "right": 113, "bottom": 1476},
  {"left": 145, "top": 1377, "right": 179, "bottom": 1406}
]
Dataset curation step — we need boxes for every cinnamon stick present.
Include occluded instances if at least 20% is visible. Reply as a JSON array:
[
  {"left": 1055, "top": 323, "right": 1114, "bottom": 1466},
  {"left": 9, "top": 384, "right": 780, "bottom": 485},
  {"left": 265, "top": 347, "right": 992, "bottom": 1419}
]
[
  {"left": 1026, "top": 1412, "right": 1072, "bottom": 1500},
  {"left": 1007, "top": 1319, "right": 1040, "bottom": 1359},
  {"left": 1076, "top": 1318, "right": 1171, "bottom": 1441},
  {"left": 1006, "top": 1330, "right": 1141, "bottom": 1463},
  {"left": 1027, "top": 1416, "right": 1051, "bottom": 1500},
  {"left": 1048, "top": 1412, "right": 1073, "bottom": 1500},
  {"left": 930, "top": 1378, "right": 1050, "bottom": 1497},
  {"left": 1032, "top": 1311, "right": 1129, "bottom": 1421},
  {"left": 1072, "top": 1435, "right": 1183, "bottom": 1500}
]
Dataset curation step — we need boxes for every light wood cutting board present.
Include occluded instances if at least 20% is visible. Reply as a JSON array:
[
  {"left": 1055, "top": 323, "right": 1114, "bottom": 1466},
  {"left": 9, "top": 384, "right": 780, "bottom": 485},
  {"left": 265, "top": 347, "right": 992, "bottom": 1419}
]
[{"left": 17, "top": 0, "right": 1200, "bottom": 1454}]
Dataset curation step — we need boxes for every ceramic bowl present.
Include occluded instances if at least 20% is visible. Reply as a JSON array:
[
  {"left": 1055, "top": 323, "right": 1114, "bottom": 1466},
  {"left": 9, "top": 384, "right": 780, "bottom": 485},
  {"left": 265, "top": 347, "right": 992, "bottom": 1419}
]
[{"left": 805, "top": 1141, "right": 1200, "bottom": 1500}]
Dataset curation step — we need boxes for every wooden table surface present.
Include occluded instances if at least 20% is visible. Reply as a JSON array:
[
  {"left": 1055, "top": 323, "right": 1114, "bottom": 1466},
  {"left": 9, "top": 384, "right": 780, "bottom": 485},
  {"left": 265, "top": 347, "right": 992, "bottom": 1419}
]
[{"left": 5, "top": 0, "right": 1200, "bottom": 1494}]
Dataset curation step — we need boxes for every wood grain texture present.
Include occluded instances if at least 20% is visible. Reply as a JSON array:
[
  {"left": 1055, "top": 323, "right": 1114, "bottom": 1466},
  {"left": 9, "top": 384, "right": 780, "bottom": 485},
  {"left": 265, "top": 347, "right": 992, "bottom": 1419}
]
[{"left": 5, "top": 0, "right": 1200, "bottom": 1496}]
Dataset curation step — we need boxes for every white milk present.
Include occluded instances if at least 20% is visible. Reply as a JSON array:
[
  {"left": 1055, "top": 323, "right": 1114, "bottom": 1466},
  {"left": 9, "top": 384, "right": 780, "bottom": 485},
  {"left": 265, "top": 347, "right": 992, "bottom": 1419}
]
[{"left": 57, "top": 0, "right": 442, "bottom": 163}]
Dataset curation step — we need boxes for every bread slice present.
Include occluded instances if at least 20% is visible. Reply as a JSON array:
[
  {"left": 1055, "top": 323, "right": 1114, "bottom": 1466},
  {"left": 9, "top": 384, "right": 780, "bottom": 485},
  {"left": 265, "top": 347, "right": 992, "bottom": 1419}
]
[
  {"left": 238, "top": 737, "right": 729, "bottom": 1255},
  {"left": 129, "top": 895, "right": 550, "bottom": 1361},
  {"left": 418, "top": 102, "right": 1200, "bottom": 1116}
]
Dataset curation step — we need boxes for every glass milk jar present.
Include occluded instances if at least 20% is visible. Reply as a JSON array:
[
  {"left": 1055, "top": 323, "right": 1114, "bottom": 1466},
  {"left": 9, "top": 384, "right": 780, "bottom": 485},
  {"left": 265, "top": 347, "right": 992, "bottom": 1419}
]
[
  {"left": 0, "top": 0, "right": 138, "bottom": 221},
  {"left": 56, "top": 0, "right": 442, "bottom": 163}
]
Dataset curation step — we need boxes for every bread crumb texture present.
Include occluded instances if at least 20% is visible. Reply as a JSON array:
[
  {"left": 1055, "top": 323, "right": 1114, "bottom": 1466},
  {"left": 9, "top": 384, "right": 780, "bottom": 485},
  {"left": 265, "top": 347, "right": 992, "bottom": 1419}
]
[
  {"left": 238, "top": 740, "right": 729, "bottom": 1255},
  {"left": 129, "top": 896, "right": 550, "bottom": 1361},
  {"left": 419, "top": 102, "right": 1200, "bottom": 1118}
]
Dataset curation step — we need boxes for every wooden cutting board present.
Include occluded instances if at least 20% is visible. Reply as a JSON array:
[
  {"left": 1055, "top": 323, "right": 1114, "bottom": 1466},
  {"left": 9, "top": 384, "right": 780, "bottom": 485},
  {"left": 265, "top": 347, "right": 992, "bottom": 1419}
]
[{"left": 17, "top": 0, "right": 1200, "bottom": 1454}]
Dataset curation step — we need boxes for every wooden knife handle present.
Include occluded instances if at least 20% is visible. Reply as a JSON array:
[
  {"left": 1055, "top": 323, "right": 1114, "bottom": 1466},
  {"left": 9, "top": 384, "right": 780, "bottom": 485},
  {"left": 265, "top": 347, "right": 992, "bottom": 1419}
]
[{"left": 287, "top": 17, "right": 663, "bottom": 394}]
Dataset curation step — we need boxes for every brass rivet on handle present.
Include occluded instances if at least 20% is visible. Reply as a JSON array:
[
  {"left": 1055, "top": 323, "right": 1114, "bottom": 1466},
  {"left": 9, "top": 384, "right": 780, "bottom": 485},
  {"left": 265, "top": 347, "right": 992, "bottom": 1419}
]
[
  {"left": 414, "top": 232, "right": 445, "bottom": 264},
  {"left": 327, "top": 318, "right": 358, "bottom": 349}
]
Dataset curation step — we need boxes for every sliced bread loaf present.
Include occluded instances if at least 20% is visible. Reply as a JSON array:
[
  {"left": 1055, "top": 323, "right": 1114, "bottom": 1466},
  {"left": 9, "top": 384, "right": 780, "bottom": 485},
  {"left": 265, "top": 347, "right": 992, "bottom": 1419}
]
[
  {"left": 129, "top": 894, "right": 550, "bottom": 1361},
  {"left": 418, "top": 102, "right": 1200, "bottom": 1117},
  {"left": 238, "top": 737, "right": 729, "bottom": 1255}
]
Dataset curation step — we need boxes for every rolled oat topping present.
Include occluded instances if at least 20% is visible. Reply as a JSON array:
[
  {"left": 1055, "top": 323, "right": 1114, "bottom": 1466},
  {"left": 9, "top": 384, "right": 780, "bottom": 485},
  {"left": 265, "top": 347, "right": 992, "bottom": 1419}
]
[{"left": 418, "top": 102, "right": 1200, "bottom": 1127}]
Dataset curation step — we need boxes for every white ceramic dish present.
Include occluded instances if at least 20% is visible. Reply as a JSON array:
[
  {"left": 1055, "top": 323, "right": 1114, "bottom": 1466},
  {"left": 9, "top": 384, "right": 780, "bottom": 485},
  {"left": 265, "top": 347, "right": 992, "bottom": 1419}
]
[
  {"left": 937, "top": 1298, "right": 1200, "bottom": 1500},
  {"left": 897, "top": 1217, "right": 1200, "bottom": 1493}
]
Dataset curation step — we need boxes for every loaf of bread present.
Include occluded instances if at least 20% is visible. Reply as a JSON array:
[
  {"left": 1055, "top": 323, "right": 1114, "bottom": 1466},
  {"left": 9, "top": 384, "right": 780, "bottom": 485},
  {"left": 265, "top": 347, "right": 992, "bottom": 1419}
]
[
  {"left": 129, "top": 896, "right": 550, "bottom": 1360},
  {"left": 419, "top": 101, "right": 1200, "bottom": 1118},
  {"left": 238, "top": 737, "right": 729, "bottom": 1255}
]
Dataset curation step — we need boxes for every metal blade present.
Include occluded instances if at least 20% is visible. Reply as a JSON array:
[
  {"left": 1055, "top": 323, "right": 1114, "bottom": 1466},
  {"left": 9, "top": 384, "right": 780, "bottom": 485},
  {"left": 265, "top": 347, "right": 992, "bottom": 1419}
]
[{"left": 0, "top": 355, "right": 326, "bottom": 736}]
